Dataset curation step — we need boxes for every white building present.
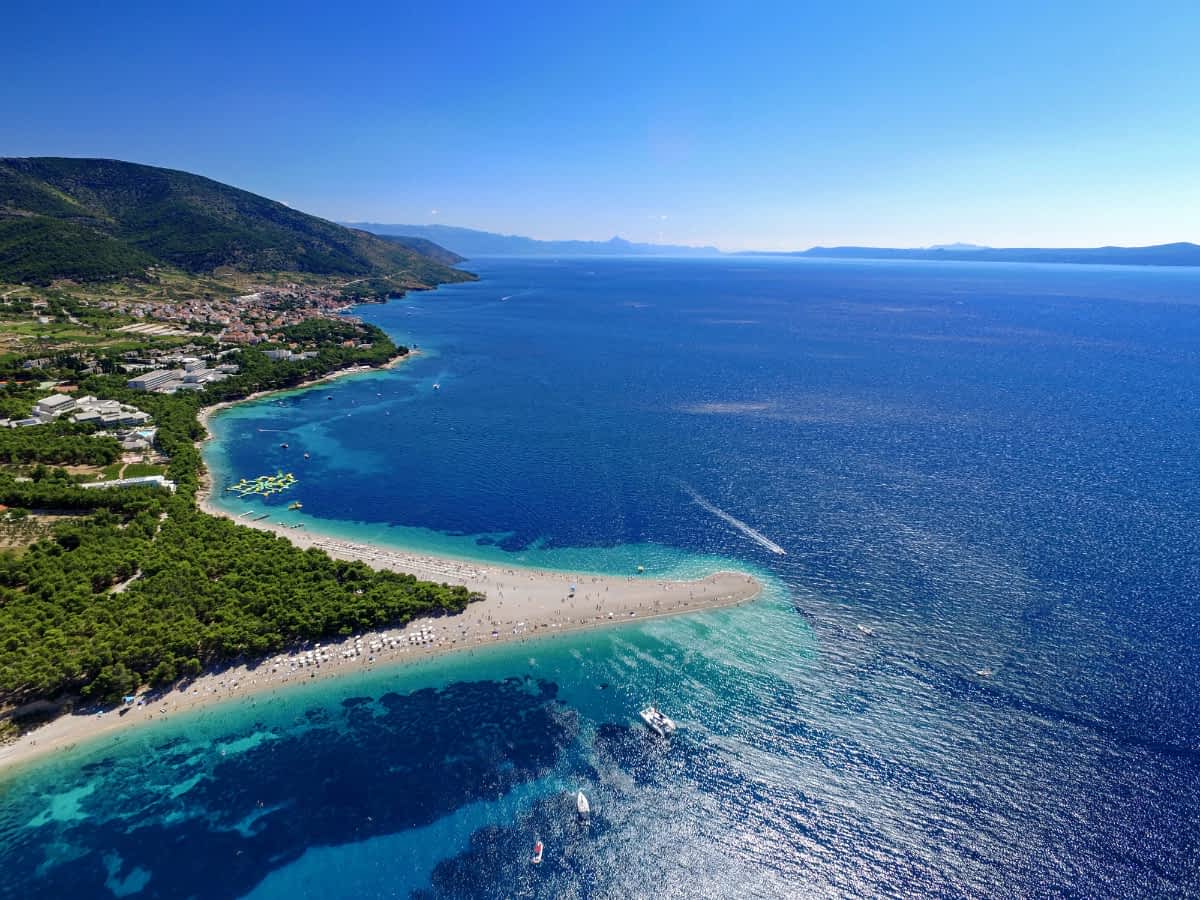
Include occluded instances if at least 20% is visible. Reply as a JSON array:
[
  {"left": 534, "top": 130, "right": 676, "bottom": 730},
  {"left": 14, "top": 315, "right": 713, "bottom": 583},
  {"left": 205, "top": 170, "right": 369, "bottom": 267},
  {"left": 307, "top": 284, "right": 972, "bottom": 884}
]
[
  {"left": 80, "top": 475, "right": 175, "bottom": 492},
  {"left": 127, "top": 369, "right": 184, "bottom": 391},
  {"left": 69, "top": 397, "right": 152, "bottom": 429},
  {"left": 181, "top": 370, "right": 229, "bottom": 385},
  {"left": 34, "top": 394, "right": 76, "bottom": 419}
]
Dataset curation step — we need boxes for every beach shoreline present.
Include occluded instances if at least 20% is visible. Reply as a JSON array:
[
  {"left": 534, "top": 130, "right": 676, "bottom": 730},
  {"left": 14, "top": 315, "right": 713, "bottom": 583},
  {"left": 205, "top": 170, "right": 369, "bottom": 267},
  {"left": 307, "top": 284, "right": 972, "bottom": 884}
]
[
  {"left": 0, "top": 566, "right": 753, "bottom": 777},
  {"left": 193, "top": 348, "right": 418, "bottom": 438},
  {"left": 0, "top": 566, "right": 758, "bottom": 775},
  {"left": 0, "top": 351, "right": 762, "bottom": 773}
]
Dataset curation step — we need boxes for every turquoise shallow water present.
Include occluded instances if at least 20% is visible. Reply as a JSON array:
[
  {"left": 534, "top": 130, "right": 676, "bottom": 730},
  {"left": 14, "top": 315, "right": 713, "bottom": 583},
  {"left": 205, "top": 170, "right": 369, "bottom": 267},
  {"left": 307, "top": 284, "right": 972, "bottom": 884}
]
[{"left": 3, "top": 257, "right": 1200, "bottom": 897}]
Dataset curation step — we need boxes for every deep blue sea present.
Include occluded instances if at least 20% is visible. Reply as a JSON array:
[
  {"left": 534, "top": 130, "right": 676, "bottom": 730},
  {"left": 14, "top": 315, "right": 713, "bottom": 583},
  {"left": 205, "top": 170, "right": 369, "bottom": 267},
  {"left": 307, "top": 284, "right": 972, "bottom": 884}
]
[{"left": 3, "top": 257, "right": 1199, "bottom": 898}]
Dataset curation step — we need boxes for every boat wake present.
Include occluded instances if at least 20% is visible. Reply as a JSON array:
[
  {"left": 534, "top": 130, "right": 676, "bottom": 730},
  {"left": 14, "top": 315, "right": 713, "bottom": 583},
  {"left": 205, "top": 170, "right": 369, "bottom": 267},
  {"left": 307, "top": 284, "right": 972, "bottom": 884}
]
[{"left": 681, "top": 484, "right": 786, "bottom": 555}]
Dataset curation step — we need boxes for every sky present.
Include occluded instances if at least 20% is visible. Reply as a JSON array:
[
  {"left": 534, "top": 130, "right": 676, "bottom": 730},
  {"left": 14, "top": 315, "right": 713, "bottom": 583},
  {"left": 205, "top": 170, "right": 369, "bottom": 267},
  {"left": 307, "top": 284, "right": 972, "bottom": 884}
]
[{"left": 5, "top": 1, "right": 1199, "bottom": 250}]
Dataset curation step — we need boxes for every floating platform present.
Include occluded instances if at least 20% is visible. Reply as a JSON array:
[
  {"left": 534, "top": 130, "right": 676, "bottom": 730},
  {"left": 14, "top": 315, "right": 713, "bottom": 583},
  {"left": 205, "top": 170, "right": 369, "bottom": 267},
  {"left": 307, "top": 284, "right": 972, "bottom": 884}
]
[{"left": 228, "top": 471, "right": 298, "bottom": 498}]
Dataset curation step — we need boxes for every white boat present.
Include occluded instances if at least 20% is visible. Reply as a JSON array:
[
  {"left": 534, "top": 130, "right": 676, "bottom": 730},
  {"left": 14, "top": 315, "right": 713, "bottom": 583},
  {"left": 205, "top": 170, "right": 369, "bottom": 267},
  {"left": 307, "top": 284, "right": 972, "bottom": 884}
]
[
  {"left": 639, "top": 705, "right": 677, "bottom": 736},
  {"left": 576, "top": 791, "right": 590, "bottom": 816},
  {"left": 531, "top": 840, "right": 544, "bottom": 864}
]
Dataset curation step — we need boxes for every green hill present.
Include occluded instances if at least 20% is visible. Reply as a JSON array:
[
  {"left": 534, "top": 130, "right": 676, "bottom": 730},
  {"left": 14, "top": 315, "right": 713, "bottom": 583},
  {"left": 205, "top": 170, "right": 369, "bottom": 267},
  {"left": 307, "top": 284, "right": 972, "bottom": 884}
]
[
  {"left": 0, "top": 216, "right": 157, "bottom": 283},
  {"left": 0, "top": 157, "right": 470, "bottom": 287},
  {"left": 377, "top": 233, "right": 465, "bottom": 266}
]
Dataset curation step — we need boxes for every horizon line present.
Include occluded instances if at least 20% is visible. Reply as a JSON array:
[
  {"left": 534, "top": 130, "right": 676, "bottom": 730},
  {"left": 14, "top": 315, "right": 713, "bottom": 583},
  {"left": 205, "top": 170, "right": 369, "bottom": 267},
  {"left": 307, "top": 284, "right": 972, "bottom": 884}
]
[{"left": 343, "top": 221, "right": 1199, "bottom": 256}]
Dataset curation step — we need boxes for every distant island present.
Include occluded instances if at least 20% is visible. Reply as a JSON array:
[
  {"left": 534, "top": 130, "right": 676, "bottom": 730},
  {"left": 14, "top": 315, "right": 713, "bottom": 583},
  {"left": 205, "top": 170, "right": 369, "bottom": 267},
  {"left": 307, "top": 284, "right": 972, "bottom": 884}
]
[
  {"left": 742, "top": 242, "right": 1200, "bottom": 267},
  {"left": 346, "top": 221, "right": 1200, "bottom": 269},
  {"left": 344, "top": 222, "right": 722, "bottom": 259}
]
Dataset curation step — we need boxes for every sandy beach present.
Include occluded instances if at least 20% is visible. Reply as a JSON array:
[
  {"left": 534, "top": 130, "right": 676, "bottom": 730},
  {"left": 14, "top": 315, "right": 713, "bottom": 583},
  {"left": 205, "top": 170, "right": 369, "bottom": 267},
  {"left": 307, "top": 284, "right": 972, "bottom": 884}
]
[
  {"left": 0, "top": 359, "right": 761, "bottom": 772},
  {"left": 0, "top": 559, "right": 758, "bottom": 773}
]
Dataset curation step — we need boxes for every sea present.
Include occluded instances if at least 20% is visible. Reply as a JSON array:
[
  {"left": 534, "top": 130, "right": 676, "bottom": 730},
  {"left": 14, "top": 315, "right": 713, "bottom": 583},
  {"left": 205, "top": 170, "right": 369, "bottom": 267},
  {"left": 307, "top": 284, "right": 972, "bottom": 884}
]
[{"left": 2, "top": 257, "right": 1198, "bottom": 898}]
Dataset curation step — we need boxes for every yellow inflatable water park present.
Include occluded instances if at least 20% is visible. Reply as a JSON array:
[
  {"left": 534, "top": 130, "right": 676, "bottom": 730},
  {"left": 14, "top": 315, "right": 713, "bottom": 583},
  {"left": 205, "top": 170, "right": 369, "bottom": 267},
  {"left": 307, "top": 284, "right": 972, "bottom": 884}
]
[{"left": 225, "top": 471, "right": 298, "bottom": 498}]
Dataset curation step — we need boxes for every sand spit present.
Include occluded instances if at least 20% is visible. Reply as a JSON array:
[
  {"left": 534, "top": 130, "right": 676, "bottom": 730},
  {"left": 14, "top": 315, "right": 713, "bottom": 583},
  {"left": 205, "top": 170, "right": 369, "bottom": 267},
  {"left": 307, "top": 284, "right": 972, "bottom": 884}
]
[{"left": 0, "top": 356, "right": 760, "bottom": 772}]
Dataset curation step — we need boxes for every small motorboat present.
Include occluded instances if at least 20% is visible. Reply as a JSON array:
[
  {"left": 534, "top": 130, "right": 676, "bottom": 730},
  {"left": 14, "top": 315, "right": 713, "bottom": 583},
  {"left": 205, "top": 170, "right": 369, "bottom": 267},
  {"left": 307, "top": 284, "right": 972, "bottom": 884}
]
[
  {"left": 303, "top": 453, "right": 310, "bottom": 459},
  {"left": 279, "top": 443, "right": 288, "bottom": 449},
  {"left": 288, "top": 501, "right": 303, "bottom": 510},
  {"left": 531, "top": 840, "right": 544, "bottom": 864},
  {"left": 576, "top": 791, "right": 590, "bottom": 817},
  {"left": 432, "top": 383, "right": 441, "bottom": 390},
  {"left": 857, "top": 624, "right": 875, "bottom": 636}
]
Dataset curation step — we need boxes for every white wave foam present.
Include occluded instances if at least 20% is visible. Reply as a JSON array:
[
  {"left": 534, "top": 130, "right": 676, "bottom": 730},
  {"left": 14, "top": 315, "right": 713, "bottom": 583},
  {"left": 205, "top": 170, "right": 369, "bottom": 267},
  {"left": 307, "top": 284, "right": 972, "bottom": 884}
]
[{"left": 681, "top": 484, "right": 786, "bottom": 555}]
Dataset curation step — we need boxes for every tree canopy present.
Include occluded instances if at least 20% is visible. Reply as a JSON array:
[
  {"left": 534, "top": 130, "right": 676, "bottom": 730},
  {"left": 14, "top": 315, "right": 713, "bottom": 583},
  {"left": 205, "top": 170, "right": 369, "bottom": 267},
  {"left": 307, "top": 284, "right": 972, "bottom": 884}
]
[{"left": 0, "top": 328, "right": 480, "bottom": 708}]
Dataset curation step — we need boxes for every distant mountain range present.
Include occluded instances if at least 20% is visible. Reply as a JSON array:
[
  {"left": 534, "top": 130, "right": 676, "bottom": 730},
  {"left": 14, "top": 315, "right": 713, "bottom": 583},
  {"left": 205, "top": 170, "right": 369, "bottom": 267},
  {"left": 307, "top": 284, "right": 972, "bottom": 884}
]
[
  {"left": 0, "top": 158, "right": 470, "bottom": 288},
  {"left": 344, "top": 223, "right": 721, "bottom": 259},
  {"left": 350, "top": 223, "right": 1200, "bottom": 269},
  {"left": 746, "top": 242, "right": 1200, "bottom": 267}
]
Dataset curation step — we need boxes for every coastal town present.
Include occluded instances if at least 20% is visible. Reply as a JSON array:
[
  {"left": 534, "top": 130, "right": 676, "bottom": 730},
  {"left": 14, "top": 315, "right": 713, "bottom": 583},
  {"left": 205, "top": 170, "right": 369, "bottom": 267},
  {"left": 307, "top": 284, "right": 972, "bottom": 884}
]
[
  {"left": 94, "top": 283, "right": 370, "bottom": 345},
  {"left": 0, "top": 272, "right": 408, "bottom": 526},
  {"left": 0, "top": 280, "right": 382, "bottom": 435},
  {"left": 5, "top": 281, "right": 373, "bottom": 370}
]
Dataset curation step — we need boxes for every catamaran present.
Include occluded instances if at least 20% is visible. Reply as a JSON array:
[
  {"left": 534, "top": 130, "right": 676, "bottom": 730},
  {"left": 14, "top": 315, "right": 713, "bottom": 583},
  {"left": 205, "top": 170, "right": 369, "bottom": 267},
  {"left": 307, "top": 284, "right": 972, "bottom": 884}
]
[{"left": 639, "top": 705, "right": 677, "bottom": 736}]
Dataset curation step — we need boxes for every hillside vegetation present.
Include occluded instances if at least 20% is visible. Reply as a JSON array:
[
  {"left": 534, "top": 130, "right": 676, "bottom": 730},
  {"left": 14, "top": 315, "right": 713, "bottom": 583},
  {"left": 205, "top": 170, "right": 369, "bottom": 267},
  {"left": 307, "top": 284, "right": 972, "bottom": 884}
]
[
  {"left": 0, "top": 217, "right": 156, "bottom": 283},
  {"left": 0, "top": 157, "right": 470, "bottom": 287},
  {"left": 377, "top": 234, "right": 467, "bottom": 266}
]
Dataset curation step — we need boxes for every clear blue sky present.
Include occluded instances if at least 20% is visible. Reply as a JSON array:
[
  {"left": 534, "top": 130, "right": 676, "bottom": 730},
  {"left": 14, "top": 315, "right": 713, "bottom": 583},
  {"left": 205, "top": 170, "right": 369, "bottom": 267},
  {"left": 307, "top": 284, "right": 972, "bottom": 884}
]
[{"left": 6, "top": 1, "right": 1198, "bottom": 250}]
